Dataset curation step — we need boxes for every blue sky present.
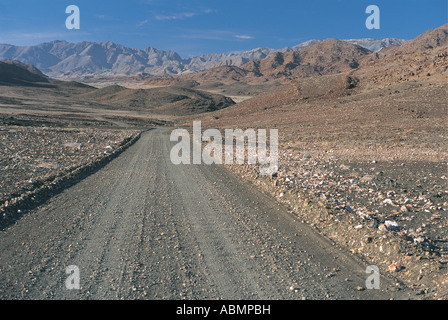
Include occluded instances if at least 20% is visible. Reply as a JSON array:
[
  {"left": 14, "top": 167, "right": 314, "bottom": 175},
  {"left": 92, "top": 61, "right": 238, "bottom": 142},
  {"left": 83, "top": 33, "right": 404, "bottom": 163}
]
[{"left": 0, "top": 0, "right": 446, "bottom": 57}]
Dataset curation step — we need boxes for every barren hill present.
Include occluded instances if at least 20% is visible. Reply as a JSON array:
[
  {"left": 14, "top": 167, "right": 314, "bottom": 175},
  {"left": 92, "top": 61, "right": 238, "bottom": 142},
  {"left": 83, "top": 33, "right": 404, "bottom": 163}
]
[
  {"left": 181, "top": 66, "right": 256, "bottom": 84},
  {"left": 387, "top": 23, "right": 448, "bottom": 55},
  {"left": 78, "top": 85, "right": 235, "bottom": 116},
  {"left": 0, "top": 59, "right": 49, "bottom": 85},
  {"left": 353, "top": 24, "right": 448, "bottom": 87},
  {"left": 242, "top": 38, "right": 372, "bottom": 80}
]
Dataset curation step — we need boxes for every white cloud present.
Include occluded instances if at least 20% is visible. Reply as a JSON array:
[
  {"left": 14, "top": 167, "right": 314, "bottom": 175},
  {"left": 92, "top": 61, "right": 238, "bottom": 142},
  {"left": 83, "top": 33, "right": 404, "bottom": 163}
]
[
  {"left": 203, "top": 9, "right": 216, "bottom": 14},
  {"left": 181, "top": 30, "right": 233, "bottom": 41},
  {"left": 153, "top": 8, "right": 214, "bottom": 21},
  {"left": 137, "top": 19, "right": 150, "bottom": 26},
  {"left": 234, "top": 34, "right": 254, "bottom": 40},
  {"left": 155, "top": 12, "right": 197, "bottom": 21},
  {"left": 179, "top": 30, "right": 255, "bottom": 42}
]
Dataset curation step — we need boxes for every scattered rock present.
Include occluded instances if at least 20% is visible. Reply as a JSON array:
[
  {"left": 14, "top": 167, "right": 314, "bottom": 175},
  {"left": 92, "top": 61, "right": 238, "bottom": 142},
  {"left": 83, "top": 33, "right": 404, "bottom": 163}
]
[
  {"left": 303, "top": 152, "right": 313, "bottom": 159},
  {"left": 361, "top": 175, "right": 375, "bottom": 183},
  {"left": 388, "top": 264, "right": 404, "bottom": 273},
  {"left": 385, "top": 220, "right": 401, "bottom": 231}
]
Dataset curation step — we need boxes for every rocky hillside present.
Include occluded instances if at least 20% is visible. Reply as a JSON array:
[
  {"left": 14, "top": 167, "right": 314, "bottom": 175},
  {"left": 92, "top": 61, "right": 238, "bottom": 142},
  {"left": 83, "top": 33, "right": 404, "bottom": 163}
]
[
  {"left": 77, "top": 85, "right": 235, "bottom": 116},
  {"left": 242, "top": 39, "right": 372, "bottom": 80},
  {"left": 0, "top": 59, "right": 49, "bottom": 85},
  {"left": 354, "top": 23, "right": 448, "bottom": 87}
]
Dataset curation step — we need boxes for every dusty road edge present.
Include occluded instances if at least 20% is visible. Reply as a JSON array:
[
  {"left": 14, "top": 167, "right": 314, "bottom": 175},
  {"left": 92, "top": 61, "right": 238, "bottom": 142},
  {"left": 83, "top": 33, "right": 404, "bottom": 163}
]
[{"left": 224, "top": 163, "right": 448, "bottom": 299}]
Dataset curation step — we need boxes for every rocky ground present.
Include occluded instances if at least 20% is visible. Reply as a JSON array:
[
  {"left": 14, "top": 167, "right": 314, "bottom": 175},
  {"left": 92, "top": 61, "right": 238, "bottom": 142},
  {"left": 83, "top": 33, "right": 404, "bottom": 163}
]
[
  {"left": 226, "top": 149, "right": 448, "bottom": 299},
  {"left": 0, "top": 125, "right": 141, "bottom": 225}
]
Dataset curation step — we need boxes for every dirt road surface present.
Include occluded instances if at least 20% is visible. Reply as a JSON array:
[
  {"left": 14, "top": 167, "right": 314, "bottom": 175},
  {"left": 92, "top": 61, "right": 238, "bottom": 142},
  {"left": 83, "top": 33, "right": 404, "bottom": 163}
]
[{"left": 0, "top": 128, "right": 414, "bottom": 300}]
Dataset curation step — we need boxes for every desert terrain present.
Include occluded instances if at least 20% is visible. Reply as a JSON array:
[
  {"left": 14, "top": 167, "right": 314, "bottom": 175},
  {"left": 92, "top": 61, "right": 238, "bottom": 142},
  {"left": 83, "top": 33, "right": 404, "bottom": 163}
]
[{"left": 0, "top": 24, "right": 446, "bottom": 300}]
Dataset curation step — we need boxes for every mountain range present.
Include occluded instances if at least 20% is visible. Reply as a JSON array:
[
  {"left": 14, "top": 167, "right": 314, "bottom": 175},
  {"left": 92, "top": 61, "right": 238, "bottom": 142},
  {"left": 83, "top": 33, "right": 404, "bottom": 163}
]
[{"left": 0, "top": 38, "right": 406, "bottom": 80}]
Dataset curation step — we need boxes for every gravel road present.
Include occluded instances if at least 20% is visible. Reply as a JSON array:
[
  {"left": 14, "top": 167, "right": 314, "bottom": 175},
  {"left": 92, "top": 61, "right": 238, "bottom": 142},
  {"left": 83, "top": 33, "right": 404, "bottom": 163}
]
[{"left": 0, "top": 128, "right": 413, "bottom": 300}]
